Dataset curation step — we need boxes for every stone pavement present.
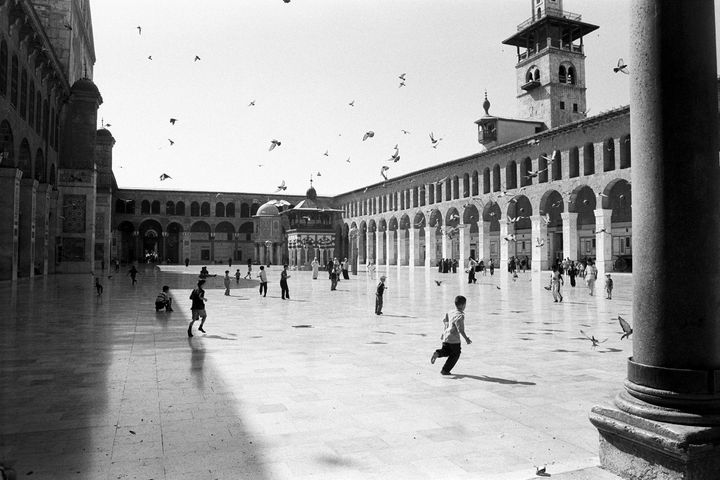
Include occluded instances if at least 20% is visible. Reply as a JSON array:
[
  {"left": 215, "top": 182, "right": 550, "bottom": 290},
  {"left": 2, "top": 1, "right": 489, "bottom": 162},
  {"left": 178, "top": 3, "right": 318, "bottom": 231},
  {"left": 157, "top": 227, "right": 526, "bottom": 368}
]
[{"left": 0, "top": 264, "right": 629, "bottom": 480}]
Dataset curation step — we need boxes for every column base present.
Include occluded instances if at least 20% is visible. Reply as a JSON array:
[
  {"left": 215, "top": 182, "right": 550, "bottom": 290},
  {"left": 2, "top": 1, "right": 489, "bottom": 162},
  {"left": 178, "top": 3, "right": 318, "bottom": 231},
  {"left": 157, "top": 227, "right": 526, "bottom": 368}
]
[{"left": 590, "top": 398, "right": 720, "bottom": 480}]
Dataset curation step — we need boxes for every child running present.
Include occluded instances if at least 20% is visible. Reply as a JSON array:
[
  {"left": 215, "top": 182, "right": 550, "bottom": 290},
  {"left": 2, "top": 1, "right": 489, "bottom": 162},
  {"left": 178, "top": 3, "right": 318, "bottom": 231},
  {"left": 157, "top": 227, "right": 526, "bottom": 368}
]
[
  {"left": 188, "top": 279, "right": 208, "bottom": 337},
  {"left": 431, "top": 295, "right": 472, "bottom": 376}
]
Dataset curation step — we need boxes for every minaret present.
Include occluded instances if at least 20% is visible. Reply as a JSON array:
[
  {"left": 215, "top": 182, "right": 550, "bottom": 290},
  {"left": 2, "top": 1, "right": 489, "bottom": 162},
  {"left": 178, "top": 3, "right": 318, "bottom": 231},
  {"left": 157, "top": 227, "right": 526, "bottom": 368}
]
[{"left": 502, "top": 0, "right": 598, "bottom": 128}]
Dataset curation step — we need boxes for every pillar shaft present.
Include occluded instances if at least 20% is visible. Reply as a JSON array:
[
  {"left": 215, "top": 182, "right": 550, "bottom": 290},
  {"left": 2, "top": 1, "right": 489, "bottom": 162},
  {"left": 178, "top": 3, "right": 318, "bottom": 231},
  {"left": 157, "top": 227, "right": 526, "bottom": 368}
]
[
  {"left": 530, "top": 215, "right": 548, "bottom": 272},
  {"left": 18, "top": 179, "right": 37, "bottom": 277},
  {"left": 0, "top": 169, "right": 21, "bottom": 281},
  {"left": 387, "top": 230, "right": 396, "bottom": 265},
  {"left": 477, "top": 221, "right": 490, "bottom": 264},
  {"left": 459, "top": 224, "right": 470, "bottom": 264},
  {"left": 560, "top": 212, "right": 579, "bottom": 261},
  {"left": 375, "top": 230, "right": 385, "bottom": 264},
  {"left": 365, "top": 231, "right": 373, "bottom": 263},
  {"left": 499, "top": 220, "right": 514, "bottom": 268},
  {"left": 409, "top": 228, "right": 420, "bottom": 267},
  {"left": 594, "top": 209, "right": 613, "bottom": 277},
  {"left": 424, "top": 225, "right": 436, "bottom": 267}
]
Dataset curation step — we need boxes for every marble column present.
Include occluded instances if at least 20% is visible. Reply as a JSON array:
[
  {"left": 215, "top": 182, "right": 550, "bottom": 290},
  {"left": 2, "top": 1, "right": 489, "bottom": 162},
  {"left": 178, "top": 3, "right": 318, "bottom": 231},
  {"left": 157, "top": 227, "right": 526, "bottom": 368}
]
[
  {"left": 530, "top": 215, "right": 548, "bottom": 272},
  {"left": 366, "top": 230, "right": 374, "bottom": 263},
  {"left": 409, "top": 227, "right": 420, "bottom": 267},
  {"left": 396, "top": 229, "right": 405, "bottom": 266},
  {"left": 441, "top": 228, "right": 450, "bottom": 260},
  {"left": 594, "top": 208, "right": 613, "bottom": 277},
  {"left": 458, "top": 224, "right": 470, "bottom": 264},
  {"left": 590, "top": 2, "right": 720, "bottom": 478},
  {"left": 499, "top": 219, "right": 514, "bottom": 269},
  {"left": 560, "top": 212, "right": 578, "bottom": 261},
  {"left": 386, "top": 230, "right": 397, "bottom": 266},
  {"left": 18, "top": 178, "right": 37, "bottom": 277},
  {"left": 0, "top": 168, "right": 21, "bottom": 281},
  {"left": 477, "top": 221, "right": 490, "bottom": 264},
  {"left": 375, "top": 230, "right": 385, "bottom": 264},
  {"left": 424, "top": 225, "right": 436, "bottom": 268},
  {"left": 181, "top": 232, "right": 191, "bottom": 264}
]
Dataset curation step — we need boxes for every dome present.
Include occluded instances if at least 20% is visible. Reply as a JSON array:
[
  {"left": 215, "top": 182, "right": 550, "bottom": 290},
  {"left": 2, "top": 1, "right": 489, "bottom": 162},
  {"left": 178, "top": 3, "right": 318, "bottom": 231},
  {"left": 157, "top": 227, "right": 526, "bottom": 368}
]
[
  {"left": 97, "top": 128, "right": 113, "bottom": 137},
  {"left": 306, "top": 186, "right": 317, "bottom": 200},
  {"left": 255, "top": 201, "right": 280, "bottom": 217},
  {"left": 71, "top": 77, "right": 101, "bottom": 96}
]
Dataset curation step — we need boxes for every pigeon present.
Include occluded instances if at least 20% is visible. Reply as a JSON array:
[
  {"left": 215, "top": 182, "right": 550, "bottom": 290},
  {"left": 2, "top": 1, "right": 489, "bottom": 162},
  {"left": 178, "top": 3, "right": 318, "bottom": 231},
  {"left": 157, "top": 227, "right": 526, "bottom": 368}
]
[
  {"left": 283, "top": 0, "right": 291, "bottom": 3},
  {"left": 159, "top": 173, "right": 171, "bottom": 181},
  {"left": 618, "top": 315, "right": 633, "bottom": 340},
  {"left": 169, "top": 118, "right": 177, "bottom": 125},
  {"left": 449, "top": 213, "right": 460, "bottom": 221},
  {"left": 380, "top": 165, "right": 390, "bottom": 180},
  {"left": 524, "top": 167, "right": 548, "bottom": 179},
  {"left": 388, "top": 145, "right": 400, "bottom": 163},
  {"left": 275, "top": 180, "right": 287, "bottom": 192},
  {"left": 348, "top": 100, "right": 355, "bottom": 107},
  {"left": 535, "top": 465, "right": 550, "bottom": 477},
  {"left": 614, "top": 58, "right": 629, "bottom": 74},
  {"left": 536, "top": 237, "right": 545, "bottom": 247},
  {"left": 541, "top": 213, "right": 550, "bottom": 224},
  {"left": 248, "top": 100, "right": 255, "bottom": 107},
  {"left": 399, "top": 81, "right": 406, "bottom": 88},
  {"left": 401, "top": 129, "right": 411, "bottom": 135},
  {"left": 147, "top": 55, "right": 152, "bottom": 60},
  {"left": 429, "top": 132, "right": 442, "bottom": 148},
  {"left": 363, "top": 131, "right": 375, "bottom": 141},
  {"left": 137, "top": 26, "right": 142, "bottom": 35},
  {"left": 194, "top": 55, "right": 201, "bottom": 62},
  {"left": 399, "top": 73, "right": 406, "bottom": 81},
  {"left": 269, "top": 139, "right": 281, "bottom": 151},
  {"left": 595, "top": 228, "right": 607, "bottom": 234},
  {"left": 527, "top": 138, "right": 540, "bottom": 146},
  {"left": 504, "top": 234, "right": 516, "bottom": 242},
  {"left": 346, "top": 157, "right": 351, "bottom": 163},
  {"left": 434, "top": 280, "right": 443, "bottom": 286},
  {"left": 316, "top": 171, "right": 322, "bottom": 176},
  {"left": 580, "top": 330, "right": 608, "bottom": 348},
  {"left": 168, "top": 139, "right": 174, "bottom": 146}
]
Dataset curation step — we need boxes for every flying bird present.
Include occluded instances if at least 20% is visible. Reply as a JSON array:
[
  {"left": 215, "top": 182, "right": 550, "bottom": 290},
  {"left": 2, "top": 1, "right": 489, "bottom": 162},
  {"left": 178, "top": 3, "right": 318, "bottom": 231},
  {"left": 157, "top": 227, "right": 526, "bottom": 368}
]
[
  {"left": 527, "top": 138, "right": 540, "bottom": 146},
  {"left": 434, "top": 280, "right": 443, "bottom": 286},
  {"left": 316, "top": 171, "right": 322, "bottom": 176},
  {"left": 595, "top": 228, "right": 607, "bottom": 234},
  {"left": 541, "top": 213, "right": 550, "bottom": 224},
  {"left": 64, "top": 23, "right": 72, "bottom": 30},
  {"left": 362, "top": 131, "right": 375, "bottom": 141},
  {"left": 283, "top": 0, "right": 291, "bottom": 3},
  {"left": 323, "top": 150, "right": 329, "bottom": 156},
  {"left": 248, "top": 100, "right": 255, "bottom": 107},
  {"left": 194, "top": 55, "right": 201, "bottom": 62},
  {"left": 147, "top": 55, "right": 152, "bottom": 60},
  {"left": 618, "top": 315, "right": 633, "bottom": 340},
  {"left": 580, "top": 330, "right": 608, "bottom": 348},
  {"left": 399, "top": 73, "right": 406, "bottom": 81},
  {"left": 159, "top": 173, "right": 171, "bottom": 181},
  {"left": 269, "top": 139, "right": 281, "bottom": 151},
  {"left": 275, "top": 180, "right": 287, "bottom": 192},
  {"left": 449, "top": 213, "right": 460, "bottom": 221},
  {"left": 536, "top": 237, "right": 545, "bottom": 247},
  {"left": 380, "top": 165, "right": 390, "bottom": 181},
  {"left": 504, "top": 234, "right": 516, "bottom": 242},
  {"left": 388, "top": 145, "right": 400, "bottom": 163},
  {"left": 137, "top": 26, "right": 142, "bottom": 35},
  {"left": 429, "top": 132, "right": 442, "bottom": 147},
  {"left": 348, "top": 100, "right": 355, "bottom": 107},
  {"left": 169, "top": 118, "right": 177, "bottom": 125},
  {"left": 215, "top": 193, "right": 223, "bottom": 198},
  {"left": 525, "top": 167, "right": 548, "bottom": 179},
  {"left": 401, "top": 129, "right": 411, "bottom": 135},
  {"left": 168, "top": 139, "right": 174, "bottom": 146},
  {"left": 346, "top": 156, "right": 351, "bottom": 163},
  {"left": 535, "top": 465, "right": 551, "bottom": 477},
  {"left": 399, "top": 81, "right": 406, "bottom": 88},
  {"left": 614, "top": 58, "right": 629, "bottom": 74}
]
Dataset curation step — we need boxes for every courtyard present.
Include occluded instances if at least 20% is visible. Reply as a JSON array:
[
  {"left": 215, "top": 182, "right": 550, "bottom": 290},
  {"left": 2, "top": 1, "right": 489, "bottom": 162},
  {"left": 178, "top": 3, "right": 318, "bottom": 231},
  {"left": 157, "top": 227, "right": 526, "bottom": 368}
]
[{"left": 0, "top": 265, "right": 630, "bottom": 479}]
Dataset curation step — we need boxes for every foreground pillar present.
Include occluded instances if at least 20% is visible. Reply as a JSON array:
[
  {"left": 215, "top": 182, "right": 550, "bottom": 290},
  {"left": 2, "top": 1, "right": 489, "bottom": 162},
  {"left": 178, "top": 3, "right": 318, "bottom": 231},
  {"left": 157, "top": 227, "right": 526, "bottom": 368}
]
[
  {"left": 560, "top": 212, "right": 578, "bottom": 261},
  {"left": 386, "top": 230, "right": 396, "bottom": 266},
  {"left": 477, "top": 221, "right": 490, "bottom": 264},
  {"left": 499, "top": 219, "right": 513, "bottom": 271},
  {"left": 0, "top": 168, "right": 21, "bottom": 281},
  {"left": 594, "top": 208, "right": 613, "bottom": 277},
  {"left": 589, "top": 2, "right": 720, "bottom": 478}
]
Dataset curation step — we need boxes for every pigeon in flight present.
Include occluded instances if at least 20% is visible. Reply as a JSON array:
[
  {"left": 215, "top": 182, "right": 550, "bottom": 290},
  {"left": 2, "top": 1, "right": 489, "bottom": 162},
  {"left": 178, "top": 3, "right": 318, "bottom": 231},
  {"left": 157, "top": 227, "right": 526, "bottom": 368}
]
[
  {"left": 159, "top": 173, "right": 171, "bottom": 181},
  {"left": 275, "top": 180, "right": 287, "bottom": 192},
  {"left": 618, "top": 315, "right": 633, "bottom": 340},
  {"left": 137, "top": 26, "right": 142, "bottom": 35},
  {"left": 524, "top": 167, "right": 548, "bottom": 179},
  {"left": 348, "top": 100, "right": 355, "bottom": 107},
  {"left": 380, "top": 165, "right": 390, "bottom": 181},
  {"left": 595, "top": 228, "right": 607, "bottom": 234},
  {"left": 541, "top": 213, "right": 550, "bottom": 224},
  {"left": 388, "top": 145, "right": 400, "bottom": 163},
  {"left": 323, "top": 150, "right": 329, "bottom": 156},
  {"left": 363, "top": 131, "right": 375, "bottom": 141},
  {"left": 316, "top": 171, "right": 322, "bottom": 176},
  {"left": 580, "top": 330, "right": 607, "bottom": 348},
  {"left": 535, "top": 465, "right": 551, "bottom": 477},
  {"left": 168, "top": 139, "right": 174, "bottom": 146},
  {"left": 401, "top": 129, "right": 411, "bottom": 135},
  {"left": 248, "top": 100, "right": 256, "bottom": 107},
  {"left": 399, "top": 73, "right": 406, "bottom": 81},
  {"left": 536, "top": 237, "right": 545, "bottom": 247},
  {"left": 194, "top": 55, "right": 201, "bottom": 62},
  {"left": 614, "top": 58, "right": 629, "bottom": 74},
  {"left": 504, "top": 234, "right": 516, "bottom": 242},
  {"left": 169, "top": 118, "right": 177, "bottom": 125},
  {"left": 346, "top": 156, "right": 351, "bottom": 163},
  {"left": 429, "top": 132, "right": 442, "bottom": 148},
  {"left": 527, "top": 138, "right": 540, "bottom": 146},
  {"left": 399, "top": 81, "right": 406, "bottom": 88},
  {"left": 434, "top": 280, "right": 443, "bottom": 286},
  {"left": 269, "top": 139, "right": 282, "bottom": 151},
  {"left": 147, "top": 55, "right": 152, "bottom": 60}
]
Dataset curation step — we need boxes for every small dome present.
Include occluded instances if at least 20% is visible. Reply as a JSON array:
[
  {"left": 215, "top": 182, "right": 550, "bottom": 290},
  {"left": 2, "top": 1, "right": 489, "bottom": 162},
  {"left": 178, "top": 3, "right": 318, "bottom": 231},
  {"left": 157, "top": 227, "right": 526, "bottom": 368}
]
[
  {"left": 255, "top": 201, "right": 280, "bottom": 217},
  {"left": 97, "top": 128, "right": 113, "bottom": 137},
  {"left": 71, "top": 77, "right": 101, "bottom": 96},
  {"left": 306, "top": 186, "right": 317, "bottom": 200}
]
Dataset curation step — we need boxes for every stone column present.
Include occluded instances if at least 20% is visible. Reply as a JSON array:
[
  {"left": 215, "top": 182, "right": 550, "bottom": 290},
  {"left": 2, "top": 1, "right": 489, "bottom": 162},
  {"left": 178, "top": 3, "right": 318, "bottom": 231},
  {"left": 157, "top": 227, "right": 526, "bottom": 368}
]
[
  {"left": 47, "top": 189, "right": 59, "bottom": 274},
  {"left": 458, "top": 224, "right": 470, "bottom": 264},
  {"left": 530, "top": 215, "right": 548, "bottom": 272},
  {"left": 409, "top": 227, "right": 420, "bottom": 267},
  {"left": 396, "top": 229, "right": 405, "bottom": 266},
  {"left": 594, "top": 208, "right": 613, "bottom": 277},
  {"left": 18, "top": 178, "right": 37, "bottom": 277},
  {"left": 424, "top": 225, "right": 436, "bottom": 268},
  {"left": 0, "top": 168, "right": 21, "bottom": 281},
  {"left": 560, "top": 212, "right": 578, "bottom": 261},
  {"left": 375, "top": 230, "right": 385, "bottom": 264},
  {"left": 441, "top": 228, "right": 450, "bottom": 260},
  {"left": 477, "top": 221, "right": 490, "bottom": 264},
  {"left": 499, "top": 219, "right": 514, "bottom": 269},
  {"left": 590, "top": 2, "right": 720, "bottom": 478},
  {"left": 386, "top": 230, "right": 396, "bottom": 266},
  {"left": 365, "top": 230, "right": 373, "bottom": 263},
  {"left": 182, "top": 231, "right": 191, "bottom": 264},
  {"left": 35, "top": 184, "right": 50, "bottom": 275}
]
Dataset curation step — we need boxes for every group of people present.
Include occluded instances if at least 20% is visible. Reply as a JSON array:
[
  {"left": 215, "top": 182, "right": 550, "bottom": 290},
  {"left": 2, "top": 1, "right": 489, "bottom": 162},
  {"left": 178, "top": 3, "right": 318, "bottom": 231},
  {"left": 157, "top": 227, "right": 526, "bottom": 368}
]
[
  {"left": 465, "top": 257, "right": 496, "bottom": 283},
  {"left": 547, "top": 258, "right": 614, "bottom": 300}
]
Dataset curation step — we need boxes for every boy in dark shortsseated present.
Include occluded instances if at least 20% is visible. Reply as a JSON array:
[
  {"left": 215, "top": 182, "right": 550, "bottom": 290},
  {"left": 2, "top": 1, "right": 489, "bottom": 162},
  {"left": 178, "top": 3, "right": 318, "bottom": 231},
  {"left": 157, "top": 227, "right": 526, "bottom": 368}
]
[{"left": 431, "top": 295, "right": 472, "bottom": 375}]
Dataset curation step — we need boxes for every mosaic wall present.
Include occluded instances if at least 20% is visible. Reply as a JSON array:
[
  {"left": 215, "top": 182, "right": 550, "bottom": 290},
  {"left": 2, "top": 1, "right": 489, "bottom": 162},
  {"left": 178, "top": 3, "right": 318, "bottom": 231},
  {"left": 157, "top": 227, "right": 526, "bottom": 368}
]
[{"left": 62, "top": 195, "right": 86, "bottom": 233}]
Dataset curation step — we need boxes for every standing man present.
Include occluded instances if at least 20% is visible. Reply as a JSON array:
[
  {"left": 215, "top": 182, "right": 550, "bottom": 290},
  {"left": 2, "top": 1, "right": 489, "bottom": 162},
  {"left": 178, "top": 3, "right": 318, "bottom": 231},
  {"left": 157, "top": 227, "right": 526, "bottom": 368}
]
[
  {"left": 223, "top": 270, "right": 231, "bottom": 296},
  {"left": 311, "top": 257, "right": 319, "bottom": 280},
  {"left": 342, "top": 257, "right": 350, "bottom": 280},
  {"left": 375, "top": 275, "right": 387, "bottom": 315},
  {"left": 258, "top": 265, "right": 268, "bottom": 297},
  {"left": 280, "top": 264, "right": 291, "bottom": 300},
  {"left": 330, "top": 263, "right": 338, "bottom": 291},
  {"left": 188, "top": 280, "right": 207, "bottom": 337}
]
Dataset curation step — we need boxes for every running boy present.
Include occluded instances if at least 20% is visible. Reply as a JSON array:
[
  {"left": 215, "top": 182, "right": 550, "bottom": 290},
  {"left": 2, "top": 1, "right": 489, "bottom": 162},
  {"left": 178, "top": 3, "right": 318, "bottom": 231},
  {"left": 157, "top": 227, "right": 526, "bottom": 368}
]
[
  {"left": 188, "top": 279, "right": 207, "bottom": 337},
  {"left": 431, "top": 295, "right": 472, "bottom": 375}
]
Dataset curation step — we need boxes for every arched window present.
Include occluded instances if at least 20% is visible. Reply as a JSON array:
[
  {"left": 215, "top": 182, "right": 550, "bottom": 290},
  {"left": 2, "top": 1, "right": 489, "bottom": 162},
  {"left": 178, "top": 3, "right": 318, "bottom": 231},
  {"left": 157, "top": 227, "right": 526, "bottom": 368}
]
[
  {"left": 42, "top": 99, "right": 48, "bottom": 141},
  {"left": 559, "top": 65, "right": 567, "bottom": 83},
  {"left": 226, "top": 202, "right": 235, "bottom": 217},
  {"left": 201, "top": 202, "right": 210, "bottom": 216},
  {"left": 492, "top": 164, "right": 501, "bottom": 192},
  {"left": 436, "top": 183, "right": 443, "bottom": 202},
  {"left": 176, "top": 201, "right": 186, "bottom": 215},
  {"left": 251, "top": 203, "right": 259, "bottom": 215},
  {"left": 0, "top": 40, "right": 7, "bottom": 97},
  {"left": 419, "top": 185, "right": 426, "bottom": 206},
  {"left": 190, "top": 201, "right": 200, "bottom": 216},
  {"left": 240, "top": 203, "right": 250, "bottom": 217},
  {"left": 450, "top": 176, "right": 458, "bottom": 200},
  {"left": 10, "top": 55, "right": 18, "bottom": 107},
  {"left": 34, "top": 148, "right": 45, "bottom": 182},
  {"left": 533, "top": 68, "right": 540, "bottom": 81},
  {"left": 19, "top": 69, "right": 27, "bottom": 119},
  {"left": 603, "top": 138, "right": 615, "bottom": 171},
  {"left": 28, "top": 82, "right": 35, "bottom": 128},
  {"left": 166, "top": 201, "right": 175, "bottom": 215},
  {"left": 483, "top": 167, "right": 490, "bottom": 194},
  {"left": 428, "top": 184, "right": 435, "bottom": 204},
  {"left": 506, "top": 161, "right": 517, "bottom": 189},
  {"left": 552, "top": 150, "right": 562, "bottom": 181},
  {"left": 538, "top": 155, "right": 548, "bottom": 183},
  {"left": 215, "top": 202, "right": 225, "bottom": 217},
  {"left": 141, "top": 200, "right": 151, "bottom": 214},
  {"left": 472, "top": 171, "right": 479, "bottom": 196},
  {"left": 620, "top": 135, "right": 631, "bottom": 168},
  {"left": 583, "top": 142, "right": 595, "bottom": 175},
  {"left": 520, "top": 157, "right": 532, "bottom": 187},
  {"left": 569, "top": 147, "right": 580, "bottom": 178},
  {"left": 18, "top": 139, "right": 30, "bottom": 175},
  {"left": 567, "top": 66, "right": 576, "bottom": 85},
  {"left": 151, "top": 200, "right": 161, "bottom": 214},
  {"left": 463, "top": 173, "right": 470, "bottom": 197},
  {"left": 125, "top": 200, "right": 135, "bottom": 214}
]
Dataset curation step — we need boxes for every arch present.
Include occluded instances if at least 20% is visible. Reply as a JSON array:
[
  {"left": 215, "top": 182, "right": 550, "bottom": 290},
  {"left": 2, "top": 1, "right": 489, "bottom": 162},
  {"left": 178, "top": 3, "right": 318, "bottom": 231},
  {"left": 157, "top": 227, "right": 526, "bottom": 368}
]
[
  {"left": 215, "top": 202, "right": 225, "bottom": 217},
  {"left": 482, "top": 201, "right": 501, "bottom": 232},
  {"left": 506, "top": 160, "right": 517, "bottom": 189},
  {"left": 428, "top": 209, "right": 443, "bottom": 227},
  {"left": 569, "top": 147, "right": 580, "bottom": 178},
  {"left": 583, "top": 142, "right": 595, "bottom": 175},
  {"left": 520, "top": 157, "right": 532, "bottom": 186},
  {"left": 507, "top": 195, "right": 532, "bottom": 231},
  {"left": 191, "top": 201, "right": 200, "bottom": 216},
  {"left": 34, "top": 148, "right": 45, "bottom": 182},
  {"left": 215, "top": 221, "right": 235, "bottom": 241},
  {"left": 413, "top": 211, "right": 426, "bottom": 228},
  {"left": 200, "top": 202, "right": 210, "bottom": 216},
  {"left": 176, "top": 201, "right": 186, "bottom": 216},
  {"left": 368, "top": 219, "right": 377, "bottom": 232},
  {"left": 240, "top": 202, "right": 250, "bottom": 217},
  {"left": 602, "top": 179, "right": 632, "bottom": 220},
  {"left": 238, "top": 221, "right": 254, "bottom": 233},
  {"left": 538, "top": 155, "right": 548, "bottom": 183},
  {"left": 526, "top": 66, "right": 540, "bottom": 82},
  {"left": 141, "top": 200, "right": 151, "bottom": 214},
  {"left": 445, "top": 207, "right": 460, "bottom": 227},
  {"left": 139, "top": 218, "right": 164, "bottom": 262},
  {"left": 166, "top": 201, "right": 175, "bottom": 215},
  {"left": 388, "top": 216, "right": 399, "bottom": 231},
  {"left": 603, "top": 138, "right": 616, "bottom": 171},
  {"left": 539, "top": 190, "right": 565, "bottom": 224},
  {"left": 559, "top": 65, "right": 567, "bottom": 83},
  {"left": 115, "top": 199, "right": 128, "bottom": 214},
  {"left": 551, "top": 150, "right": 562, "bottom": 181},
  {"left": 483, "top": 167, "right": 491, "bottom": 193},
  {"left": 492, "top": 164, "right": 501, "bottom": 192},
  {"left": 190, "top": 221, "right": 212, "bottom": 233},
  {"left": 568, "top": 185, "right": 596, "bottom": 225},
  {"left": 462, "top": 203, "right": 479, "bottom": 224},
  {"left": 471, "top": 171, "right": 479, "bottom": 196},
  {"left": 125, "top": 200, "right": 136, "bottom": 215},
  {"left": 251, "top": 202, "right": 260, "bottom": 215},
  {"left": 620, "top": 134, "right": 631, "bottom": 168},
  {"left": 462, "top": 173, "right": 470, "bottom": 198},
  {"left": 226, "top": 202, "right": 235, "bottom": 217},
  {"left": 165, "top": 222, "right": 183, "bottom": 263},
  {"left": 18, "top": 138, "right": 31, "bottom": 175},
  {"left": 151, "top": 200, "right": 161, "bottom": 214},
  {"left": 378, "top": 218, "right": 387, "bottom": 232},
  {"left": 567, "top": 66, "right": 576, "bottom": 85},
  {"left": 399, "top": 214, "right": 411, "bottom": 230}
]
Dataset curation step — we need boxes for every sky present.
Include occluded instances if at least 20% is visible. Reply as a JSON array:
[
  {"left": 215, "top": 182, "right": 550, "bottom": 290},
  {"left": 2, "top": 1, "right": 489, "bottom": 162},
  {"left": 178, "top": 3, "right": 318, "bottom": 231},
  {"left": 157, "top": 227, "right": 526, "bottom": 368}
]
[{"left": 89, "top": 1, "right": 682, "bottom": 197}]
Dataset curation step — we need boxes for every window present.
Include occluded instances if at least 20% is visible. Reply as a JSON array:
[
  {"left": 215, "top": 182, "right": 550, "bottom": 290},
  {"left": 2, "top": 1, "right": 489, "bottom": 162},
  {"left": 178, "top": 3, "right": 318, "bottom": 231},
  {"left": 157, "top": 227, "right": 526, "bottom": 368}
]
[
  {"left": 151, "top": 200, "right": 161, "bottom": 214},
  {"left": 560, "top": 101, "right": 565, "bottom": 110},
  {"left": 176, "top": 201, "right": 186, "bottom": 215},
  {"left": 201, "top": 202, "right": 210, "bottom": 216},
  {"left": 559, "top": 65, "right": 567, "bottom": 83},
  {"left": 166, "top": 201, "right": 175, "bottom": 215},
  {"left": 573, "top": 103, "right": 578, "bottom": 113},
  {"left": 190, "top": 201, "right": 200, "bottom": 216},
  {"left": 141, "top": 200, "right": 150, "bottom": 214}
]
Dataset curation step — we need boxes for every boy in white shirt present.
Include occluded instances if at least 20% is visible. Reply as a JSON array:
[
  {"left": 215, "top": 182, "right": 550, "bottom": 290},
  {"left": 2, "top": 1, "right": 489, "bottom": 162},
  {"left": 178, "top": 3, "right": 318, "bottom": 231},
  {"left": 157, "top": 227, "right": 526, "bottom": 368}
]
[{"left": 431, "top": 295, "right": 472, "bottom": 375}]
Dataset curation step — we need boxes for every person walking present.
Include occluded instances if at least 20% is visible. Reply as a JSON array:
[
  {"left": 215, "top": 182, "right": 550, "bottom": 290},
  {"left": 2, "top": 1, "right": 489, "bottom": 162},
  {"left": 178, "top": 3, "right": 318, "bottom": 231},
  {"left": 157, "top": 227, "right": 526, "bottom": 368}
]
[
  {"left": 549, "top": 265, "right": 564, "bottom": 302},
  {"left": 184, "top": 258, "right": 190, "bottom": 268},
  {"left": 128, "top": 265, "right": 138, "bottom": 285},
  {"left": 155, "top": 285, "right": 174, "bottom": 312},
  {"left": 223, "top": 270, "right": 231, "bottom": 296},
  {"left": 586, "top": 261, "right": 597, "bottom": 296},
  {"left": 235, "top": 269, "right": 241, "bottom": 284},
  {"left": 330, "top": 263, "right": 338, "bottom": 291},
  {"left": 568, "top": 261, "right": 577, "bottom": 287},
  {"left": 244, "top": 259, "right": 253, "bottom": 279},
  {"left": 430, "top": 295, "right": 472, "bottom": 376},
  {"left": 95, "top": 277, "right": 104, "bottom": 296},
  {"left": 311, "top": 257, "right": 319, "bottom": 280},
  {"left": 258, "top": 265, "right": 268, "bottom": 297},
  {"left": 489, "top": 259, "right": 495, "bottom": 276},
  {"left": 375, "top": 275, "right": 387, "bottom": 315},
  {"left": 342, "top": 257, "right": 350, "bottom": 280},
  {"left": 467, "top": 257, "right": 477, "bottom": 284},
  {"left": 280, "top": 264, "right": 291, "bottom": 299},
  {"left": 187, "top": 280, "right": 207, "bottom": 337},
  {"left": 479, "top": 259, "right": 486, "bottom": 276}
]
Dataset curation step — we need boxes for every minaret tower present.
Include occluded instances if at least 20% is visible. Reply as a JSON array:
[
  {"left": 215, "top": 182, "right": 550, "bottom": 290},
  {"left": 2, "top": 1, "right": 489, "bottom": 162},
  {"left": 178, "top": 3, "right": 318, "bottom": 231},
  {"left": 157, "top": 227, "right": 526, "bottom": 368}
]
[{"left": 502, "top": 0, "right": 598, "bottom": 129}]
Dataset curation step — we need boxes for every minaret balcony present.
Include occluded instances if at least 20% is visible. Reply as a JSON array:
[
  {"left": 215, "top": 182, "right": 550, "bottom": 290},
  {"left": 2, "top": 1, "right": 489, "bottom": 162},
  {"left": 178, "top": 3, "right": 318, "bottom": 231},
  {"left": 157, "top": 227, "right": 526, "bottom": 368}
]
[
  {"left": 516, "top": 7, "right": 582, "bottom": 31},
  {"left": 521, "top": 79, "right": 541, "bottom": 91}
]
